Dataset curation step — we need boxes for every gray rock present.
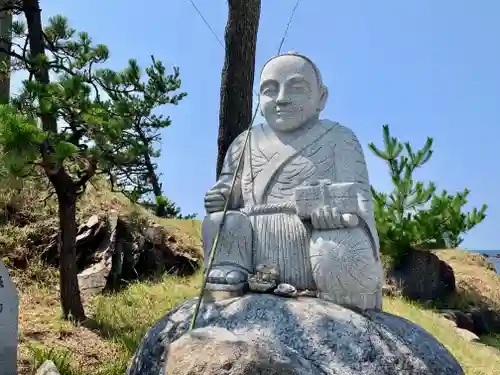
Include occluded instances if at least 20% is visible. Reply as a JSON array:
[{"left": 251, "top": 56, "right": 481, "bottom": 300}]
[
  {"left": 127, "top": 294, "right": 464, "bottom": 375},
  {"left": 35, "top": 360, "right": 61, "bottom": 375},
  {"left": 77, "top": 261, "right": 110, "bottom": 295},
  {"left": 387, "top": 250, "right": 456, "bottom": 302},
  {"left": 455, "top": 328, "right": 480, "bottom": 343},
  {"left": 86, "top": 214, "right": 100, "bottom": 229}
]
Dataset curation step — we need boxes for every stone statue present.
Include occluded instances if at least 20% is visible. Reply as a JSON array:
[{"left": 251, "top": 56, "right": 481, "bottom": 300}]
[{"left": 202, "top": 52, "right": 384, "bottom": 310}]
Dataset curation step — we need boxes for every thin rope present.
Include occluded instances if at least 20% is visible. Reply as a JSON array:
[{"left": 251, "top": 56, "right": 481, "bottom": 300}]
[
  {"left": 277, "top": 0, "right": 301, "bottom": 54},
  {"left": 188, "top": 0, "right": 262, "bottom": 99},
  {"left": 189, "top": 0, "right": 301, "bottom": 330},
  {"left": 187, "top": 0, "right": 224, "bottom": 48}
]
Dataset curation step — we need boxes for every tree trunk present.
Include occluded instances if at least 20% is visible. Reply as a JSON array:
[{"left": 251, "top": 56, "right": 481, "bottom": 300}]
[
  {"left": 152, "top": 178, "right": 166, "bottom": 217},
  {"left": 216, "top": 0, "right": 261, "bottom": 178},
  {"left": 0, "top": 1, "right": 11, "bottom": 105},
  {"left": 23, "top": 0, "right": 86, "bottom": 321},
  {"left": 22, "top": 0, "right": 57, "bottom": 132},
  {"left": 154, "top": 200, "right": 166, "bottom": 218},
  {"left": 55, "top": 181, "right": 86, "bottom": 321},
  {"left": 143, "top": 152, "right": 166, "bottom": 217}
]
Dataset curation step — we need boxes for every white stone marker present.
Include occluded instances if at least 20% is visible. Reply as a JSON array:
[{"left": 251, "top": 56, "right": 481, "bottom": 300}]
[{"left": 0, "top": 260, "right": 18, "bottom": 375}]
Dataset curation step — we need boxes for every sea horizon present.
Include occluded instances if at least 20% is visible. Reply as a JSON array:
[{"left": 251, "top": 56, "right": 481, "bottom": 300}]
[{"left": 466, "top": 249, "right": 500, "bottom": 272}]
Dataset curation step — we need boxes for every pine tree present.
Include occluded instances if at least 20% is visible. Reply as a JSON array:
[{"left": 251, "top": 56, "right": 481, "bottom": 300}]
[
  {"left": 369, "top": 124, "right": 487, "bottom": 262},
  {"left": 0, "top": 8, "right": 164, "bottom": 321},
  {"left": 95, "top": 57, "right": 194, "bottom": 219}
]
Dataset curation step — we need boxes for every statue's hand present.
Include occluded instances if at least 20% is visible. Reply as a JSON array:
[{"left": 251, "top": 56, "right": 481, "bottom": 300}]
[
  {"left": 204, "top": 187, "right": 230, "bottom": 213},
  {"left": 310, "top": 205, "right": 359, "bottom": 230}
]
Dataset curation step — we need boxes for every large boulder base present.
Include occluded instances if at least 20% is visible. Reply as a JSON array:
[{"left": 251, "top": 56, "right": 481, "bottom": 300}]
[{"left": 127, "top": 294, "right": 464, "bottom": 375}]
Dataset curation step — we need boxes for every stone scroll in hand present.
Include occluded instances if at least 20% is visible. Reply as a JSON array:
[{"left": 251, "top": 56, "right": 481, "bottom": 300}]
[{"left": 294, "top": 180, "right": 360, "bottom": 220}]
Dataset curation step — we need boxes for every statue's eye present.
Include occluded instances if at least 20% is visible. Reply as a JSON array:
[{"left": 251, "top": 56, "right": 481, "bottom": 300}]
[
  {"left": 291, "top": 85, "right": 307, "bottom": 92},
  {"left": 261, "top": 87, "right": 277, "bottom": 95}
]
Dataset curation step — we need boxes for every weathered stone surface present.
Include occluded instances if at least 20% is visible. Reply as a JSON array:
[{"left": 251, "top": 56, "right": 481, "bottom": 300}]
[
  {"left": 164, "top": 327, "right": 307, "bottom": 375},
  {"left": 0, "top": 260, "right": 18, "bottom": 375},
  {"left": 35, "top": 360, "right": 61, "bottom": 375},
  {"left": 201, "top": 52, "right": 383, "bottom": 310},
  {"left": 77, "top": 261, "right": 110, "bottom": 295},
  {"left": 387, "top": 250, "right": 456, "bottom": 302},
  {"left": 127, "top": 294, "right": 464, "bottom": 375}
]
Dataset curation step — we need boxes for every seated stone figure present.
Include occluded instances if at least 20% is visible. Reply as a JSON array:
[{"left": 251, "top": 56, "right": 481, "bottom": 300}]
[{"left": 202, "top": 52, "right": 384, "bottom": 310}]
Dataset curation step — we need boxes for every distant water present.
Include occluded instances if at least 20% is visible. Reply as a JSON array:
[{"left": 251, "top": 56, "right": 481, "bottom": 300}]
[{"left": 471, "top": 250, "right": 500, "bottom": 273}]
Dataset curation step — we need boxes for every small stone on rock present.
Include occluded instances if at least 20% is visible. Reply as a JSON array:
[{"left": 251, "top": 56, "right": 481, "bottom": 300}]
[{"left": 274, "top": 283, "right": 297, "bottom": 297}]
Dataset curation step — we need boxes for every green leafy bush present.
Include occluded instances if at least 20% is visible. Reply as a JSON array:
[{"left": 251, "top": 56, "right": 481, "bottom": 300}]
[{"left": 369, "top": 125, "right": 487, "bottom": 263}]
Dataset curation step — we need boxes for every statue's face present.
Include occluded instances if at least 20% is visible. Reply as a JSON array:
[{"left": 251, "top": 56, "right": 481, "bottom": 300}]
[{"left": 259, "top": 55, "right": 326, "bottom": 132}]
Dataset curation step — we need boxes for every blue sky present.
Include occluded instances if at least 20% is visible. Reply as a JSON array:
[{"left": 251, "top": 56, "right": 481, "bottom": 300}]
[{"left": 31, "top": 0, "right": 499, "bottom": 250}]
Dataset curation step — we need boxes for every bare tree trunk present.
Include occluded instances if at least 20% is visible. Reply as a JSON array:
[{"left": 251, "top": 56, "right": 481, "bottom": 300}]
[
  {"left": 22, "top": 0, "right": 57, "bottom": 132},
  {"left": 55, "top": 182, "right": 86, "bottom": 321},
  {"left": 216, "top": 0, "right": 261, "bottom": 178},
  {"left": 147, "top": 168, "right": 165, "bottom": 217},
  {"left": 0, "top": 1, "right": 11, "bottom": 104}
]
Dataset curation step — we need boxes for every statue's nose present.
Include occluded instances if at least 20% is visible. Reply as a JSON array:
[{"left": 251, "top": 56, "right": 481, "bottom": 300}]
[{"left": 276, "top": 89, "right": 290, "bottom": 104}]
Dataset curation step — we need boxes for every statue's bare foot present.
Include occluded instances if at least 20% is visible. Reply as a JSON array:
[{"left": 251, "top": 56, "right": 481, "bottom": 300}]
[{"left": 206, "top": 265, "right": 248, "bottom": 292}]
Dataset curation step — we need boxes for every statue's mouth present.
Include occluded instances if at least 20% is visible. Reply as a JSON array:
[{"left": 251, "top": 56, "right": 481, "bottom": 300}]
[{"left": 276, "top": 109, "right": 295, "bottom": 118}]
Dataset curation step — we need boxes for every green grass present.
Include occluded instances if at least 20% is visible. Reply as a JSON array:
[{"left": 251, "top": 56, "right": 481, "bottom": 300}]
[
  {"left": 480, "top": 334, "right": 500, "bottom": 351},
  {"left": 384, "top": 297, "right": 500, "bottom": 375},
  {"left": 91, "top": 273, "right": 202, "bottom": 354},
  {"left": 30, "top": 346, "right": 83, "bottom": 375},
  {"left": 22, "top": 273, "right": 202, "bottom": 375}
]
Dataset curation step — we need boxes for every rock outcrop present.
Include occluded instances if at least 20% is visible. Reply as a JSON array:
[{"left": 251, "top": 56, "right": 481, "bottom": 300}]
[
  {"left": 42, "top": 212, "right": 201, "bottom": 295},
  {"left": 387, "top": 250, "right": 456, "bottom": 302},
  {"left": 127, "top": 294, "right": 464, "bottom": 375},
  {"left": 440, "top": 307, "right": 500, "bottom": 335}
]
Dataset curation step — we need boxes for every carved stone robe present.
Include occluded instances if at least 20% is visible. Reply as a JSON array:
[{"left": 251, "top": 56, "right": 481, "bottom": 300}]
[{"left": 211, "top": 119, "right": 381, "bottom": 299}]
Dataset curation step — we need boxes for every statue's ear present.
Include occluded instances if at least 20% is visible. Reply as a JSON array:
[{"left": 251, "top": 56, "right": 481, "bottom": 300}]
[{"left": 318, "top": 86, "right": 328, "bottom": 112}]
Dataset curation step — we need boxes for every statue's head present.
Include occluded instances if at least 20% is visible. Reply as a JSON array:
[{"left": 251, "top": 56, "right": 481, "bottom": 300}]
[{"left": 259, "top": 52, "right": 328, "bottom": 132}]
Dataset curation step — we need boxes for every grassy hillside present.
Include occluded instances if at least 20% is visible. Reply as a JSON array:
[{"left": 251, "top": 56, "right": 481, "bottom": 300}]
[{"left": 2, "top": 178, "right": 499, "bottom": 375}]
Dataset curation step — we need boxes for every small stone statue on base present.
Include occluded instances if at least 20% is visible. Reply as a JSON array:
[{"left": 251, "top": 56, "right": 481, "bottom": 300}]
[{"left": 202, "top": 52, "right": 384, "bottom": 310}]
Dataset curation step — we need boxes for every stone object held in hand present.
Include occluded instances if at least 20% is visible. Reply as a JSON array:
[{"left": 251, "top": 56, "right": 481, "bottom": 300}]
[{"left": 202, "top": 52, "right": 383, "bottom": 310}]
